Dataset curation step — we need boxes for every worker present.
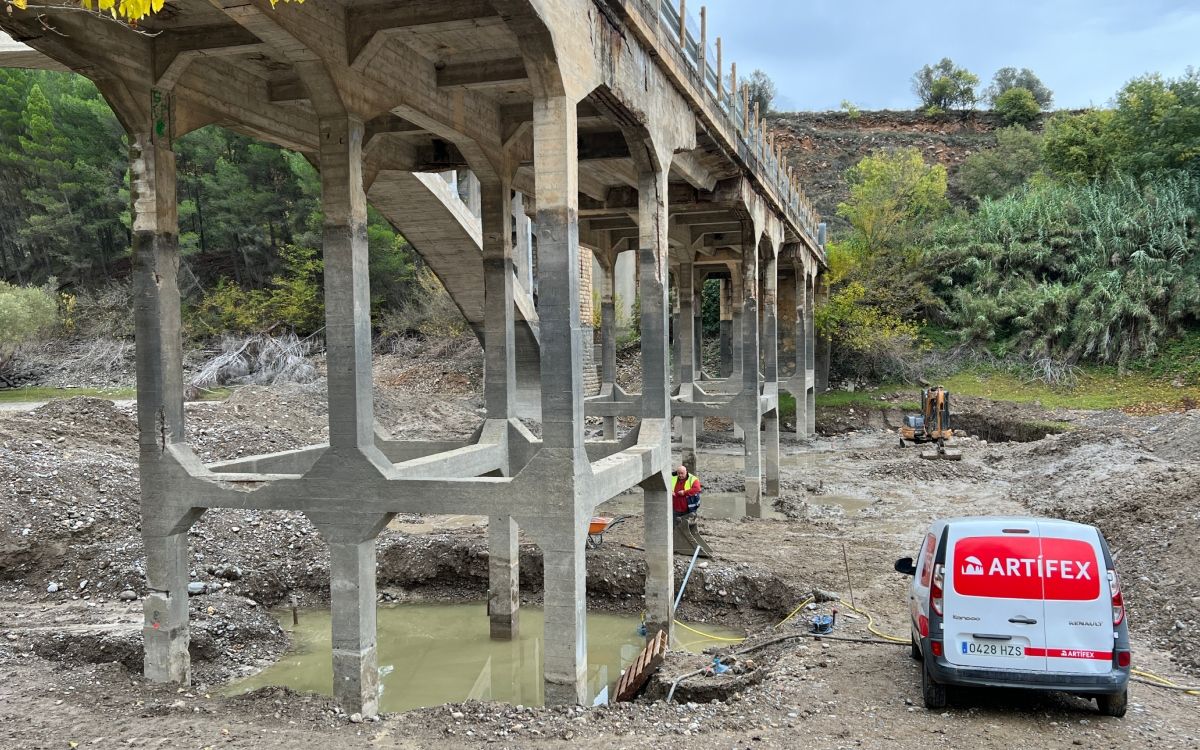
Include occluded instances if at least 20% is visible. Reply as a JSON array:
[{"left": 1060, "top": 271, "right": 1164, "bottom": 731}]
[{"left": 671, "top": 464, "right": 702, "bottom": 518}]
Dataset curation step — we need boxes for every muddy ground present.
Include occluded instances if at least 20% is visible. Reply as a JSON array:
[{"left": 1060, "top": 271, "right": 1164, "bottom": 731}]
[{"left": 1, "top": 340, "right": 1198, "bottom": 749}]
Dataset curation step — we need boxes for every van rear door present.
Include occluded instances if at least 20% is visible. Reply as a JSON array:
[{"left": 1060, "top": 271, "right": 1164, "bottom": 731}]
[
  {"left": 1035, "top": 520, "right": 1113, "bottom": 675},
  {"left": 944, "top": 520, "right": 1048, "bottom": 671}
]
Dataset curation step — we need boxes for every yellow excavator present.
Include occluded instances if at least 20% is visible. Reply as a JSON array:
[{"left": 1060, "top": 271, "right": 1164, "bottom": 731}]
[{"left": 898, "top": 386, "right": 961, "bottom": 460}]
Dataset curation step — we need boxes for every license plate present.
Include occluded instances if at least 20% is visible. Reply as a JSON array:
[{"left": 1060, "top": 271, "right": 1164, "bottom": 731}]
[{"left": 962, "top": 641, "right": 1024, "bottom": 658}]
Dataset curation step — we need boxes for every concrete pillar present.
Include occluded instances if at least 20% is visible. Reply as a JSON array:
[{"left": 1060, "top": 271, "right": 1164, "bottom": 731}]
[
  {"left": 481, "top": 180, "right": 516, "bottom": 420},
  {"left": 315, "top": 114, "right": 385, "bottom": 716},
  {"left": 488, "top": 516, "right": 520, "bottom": 639},
  {"left": 600, "top": 259, "right": 618, "bottom": 439},
  {"left": 814, "top": 272, "right": 830, "bottom": 395},
  {"left": 762, "top": 253, "right": 780, "bottom": 497},
  {"left": 741, "top": 234, "right": 763, "bottom": 512},
  {"left": 532, "top": 94, "right": 588, "bottom": 705},
  {"left": 129, "top": 96, "right": 194, "bottom": 686},
  {"left": 512, "top": 192, "right": 534, "bottom": 297},
  {"left": 671, "top": 289, "right": 681, "bottom": 388},
  {"left": 678, "top": 261, "right": 697, "bottom": 470},
  {"left": 731, "top": 269, "right": 745, "bottom": 440},
  {"left": 794, "top": 267, "right": 809, "bottom": 437},
  {"left": 457, "top": 169, "right": 482, "bottom": 218},
  {"left": 541, "top": 520, "right": 588, "bottom": 705},
  {"left": 693, "top": 282, "right": 703, "bottom": 379},
  {"left": 319, "top": 116, "right": 374, "bottom": 450},
  {"left": 808, "top": 271, "right": 819, "bottom": 436},
  {"left": 310, "top": 517, "right": 387, "bottom": 717},
  {"left": 637, "top": 165, "right": 674, "bottom": 639},
  {"left": 718, "top": 278, "right": 733, "bottom": 377},
  {"left": 482, "top": 179, "right": 520, "bottom": 639}
]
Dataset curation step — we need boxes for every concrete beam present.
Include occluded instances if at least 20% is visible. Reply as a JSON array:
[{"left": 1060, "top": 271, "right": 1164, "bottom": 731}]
[
  {"left": 438, "top": 57, "right": 528, "bottom": 90},
  {"left": 153, "top": 25, "right": 266, "bottom": 91}
]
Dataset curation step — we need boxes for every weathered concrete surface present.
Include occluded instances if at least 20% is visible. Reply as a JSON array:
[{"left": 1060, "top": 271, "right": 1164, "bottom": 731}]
[{"left": 0, "top": 0, "right": 827, "bottom": 714}]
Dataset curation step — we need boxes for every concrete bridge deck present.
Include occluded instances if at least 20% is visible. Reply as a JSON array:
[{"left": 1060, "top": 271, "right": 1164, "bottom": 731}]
[{"left": 1, "top": 0, "right": 826, "bottom": 712}]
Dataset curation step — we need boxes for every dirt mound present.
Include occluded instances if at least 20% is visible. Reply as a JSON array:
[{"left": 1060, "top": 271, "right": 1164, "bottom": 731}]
[{"left": 1010, "top": 432, "right": 1200, "bottom": 675}]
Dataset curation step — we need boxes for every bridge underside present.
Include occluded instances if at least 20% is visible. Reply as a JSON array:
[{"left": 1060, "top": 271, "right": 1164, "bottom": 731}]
[{"left": 0, "top": 0, "right": 825, "bottom": 712}]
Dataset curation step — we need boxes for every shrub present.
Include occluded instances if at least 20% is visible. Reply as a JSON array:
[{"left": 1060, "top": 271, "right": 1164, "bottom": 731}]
[
  {"left": 959, "top": 125, "right": 1043, "bottom": 200},
  {"left": 0, "top": 281, "right": 58, "bottom": 374},
  {"left": 993, "top": 87, "right": 1041, "bottom": 125},
  {"left": 929, "top": 173, "right": 1200, "bottom": 369},
  {"left": 187, "top": 244, "right": 324, "bottom": 337}
]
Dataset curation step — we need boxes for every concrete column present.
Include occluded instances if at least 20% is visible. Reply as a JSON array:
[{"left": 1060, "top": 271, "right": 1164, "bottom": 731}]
[
  {"left": 533, "top": 95, "right": 586, "bottom": 459},
  {"left": 671, "top": 288, "right": 681, "bottom": 388},
  {"left": 693, "top": 283, "right": 703, "bottom": 379},
  {"left": 488, "top": 516, "right": 520, "bottom": 639},
  {"left": 129, "top": 94, "right": 193, "bottom": 685},
  {"left": 678, "top": 261, "right": 697, "bottom": 470},
  {"left": 637, "top": 165, "right": 674, "bottom": 639},
  {"left": 311, "top": 517, "right": 387, "bottom": 717},
  {"left": 541, "top": 520, "right": 588, "bottom": 705},
  {"left": 457, "top": 168, "right": 482, "bottom": 218},
  {"left": 808, "top": 272, "right": 819, "bottom": 436},
  {"left": 532, "top": 94, "right": 588, "bottom": 705},
  {"left": 481, "top": 180, "right": 516, "bottom": 419},
  {"left": 600, "top": 258, "right": 618, "bottom": 439},
  {"left": 762, "top": 253, "right": 780, "bottom": 497},
  {"left": 319, "top": 116, "right": 374, "bottom": 450},
  {"left": 731, "top": 269, "right": 745, "bottom": 440},
  {"left": 814, "top": 272, "right": 830, "bottom": 395},
  {"left": 512, "top": 192, "right": 534, "bottom": 296},
  {"left": 794, "top": 267, "right": 809, "bottom": 437},
  {"left": 741, "top": 234, "right": 763, "bottom": 511},
  {"left": 718, "top": 278, "right": 733, "bottom": 377}
]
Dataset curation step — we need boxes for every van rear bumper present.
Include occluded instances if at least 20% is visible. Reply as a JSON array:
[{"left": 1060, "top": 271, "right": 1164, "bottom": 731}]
[{"left": 927, "top": 658, "right": 1129, "bottom": 695}]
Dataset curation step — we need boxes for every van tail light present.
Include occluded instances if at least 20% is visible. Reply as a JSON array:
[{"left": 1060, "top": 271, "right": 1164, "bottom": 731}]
[
  {"left": 1108, "top": 569, "right": 1125, "bottom": 626},
  {"left": 1116, "top": 650, "right": 1131, "bottom": 668},
  {"left": 930, "top": 640, "right": 944, "bottom": 658},
  {"left": 930, "top": 563, "right": 945, "bottom": 617}
]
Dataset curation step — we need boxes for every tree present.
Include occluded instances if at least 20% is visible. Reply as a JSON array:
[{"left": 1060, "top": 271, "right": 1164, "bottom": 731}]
[
  {"left": 1041, "top": 110, "right": 1117, "bottom": 182},
  {"left": 5, "top": 0, "right": 299, "bottom": 22},
  {"left": 993, "top": 87, "right": 1041, "bottom": 125},
  {"left": 959, "top": 125, "right": 1043, "bottom": 201},
  {"left": 838, "top": 147, "right": 949, "bottom": 253},
  {"left": 986, "top": 67, "right": 1053, "bottom": 108},
  {"left": 745, "top": 70, "right": 777, "bottom": 115},
  {"left": 912, "top": 58, "right": 979, "bottom": 112},
  {"left": 1108, "top": 69, "right": 1200, "bottom": 175}
]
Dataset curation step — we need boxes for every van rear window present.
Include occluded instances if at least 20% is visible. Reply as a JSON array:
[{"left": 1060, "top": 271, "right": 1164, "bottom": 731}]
[{"left": 952, "top": 536, "right": 1100, "bottom": 601}]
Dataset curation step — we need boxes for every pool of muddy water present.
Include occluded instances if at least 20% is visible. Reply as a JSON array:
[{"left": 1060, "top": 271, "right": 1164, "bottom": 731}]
[{"left": 226, "top": 603, "right": 743, "bottom": 711}]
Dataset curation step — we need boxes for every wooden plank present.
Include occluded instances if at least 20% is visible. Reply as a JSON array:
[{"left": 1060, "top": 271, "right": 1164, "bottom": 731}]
[{"left": 614, "top": 629, "right": 668, "bottom": 702}]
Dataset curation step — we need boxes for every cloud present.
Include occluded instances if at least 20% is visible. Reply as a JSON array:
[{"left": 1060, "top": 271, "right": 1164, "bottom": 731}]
[{"left": 702, "top": 0, "right": 1200, "bottom": 110}]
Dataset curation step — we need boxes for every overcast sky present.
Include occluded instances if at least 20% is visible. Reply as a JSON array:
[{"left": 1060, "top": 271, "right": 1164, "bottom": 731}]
[{"left": 702, "top": 0, "right": 1200, "bottom": 111}]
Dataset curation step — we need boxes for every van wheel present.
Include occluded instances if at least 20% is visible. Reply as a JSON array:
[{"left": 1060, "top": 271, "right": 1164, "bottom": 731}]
[
  {"left": 910, "top": 635, "right": 922, "bottom": 660},
  {"left": 921, "top": 659, "right": 947, "bottom": 710},
  {"left": 1097, "top": 689, "right": 1128, "bottom": 718}
]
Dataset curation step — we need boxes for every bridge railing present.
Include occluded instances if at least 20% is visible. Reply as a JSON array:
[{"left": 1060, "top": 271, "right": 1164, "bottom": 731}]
[{"left": 633, "top": 0, "right": 821, "bottom": 247}]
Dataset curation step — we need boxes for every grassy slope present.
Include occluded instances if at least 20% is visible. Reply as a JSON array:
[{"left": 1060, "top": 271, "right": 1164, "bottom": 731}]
[{"left": 813, "top": 368, "right": 1200, "bottom": 413}]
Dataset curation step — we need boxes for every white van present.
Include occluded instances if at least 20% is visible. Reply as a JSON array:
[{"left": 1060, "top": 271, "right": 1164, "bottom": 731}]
[{"left": 895, "top": 517, "right": 1131, "bottom": 716}]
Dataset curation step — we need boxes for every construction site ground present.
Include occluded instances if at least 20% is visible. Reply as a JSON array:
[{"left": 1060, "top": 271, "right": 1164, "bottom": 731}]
[{"left": 1, "top": 340, "right": 1197, "bottom": 749}]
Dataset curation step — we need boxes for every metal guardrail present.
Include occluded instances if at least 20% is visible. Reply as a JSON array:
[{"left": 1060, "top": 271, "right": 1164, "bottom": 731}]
[{"left": 633, "top": 0, "right": 821, "bottom": 247}]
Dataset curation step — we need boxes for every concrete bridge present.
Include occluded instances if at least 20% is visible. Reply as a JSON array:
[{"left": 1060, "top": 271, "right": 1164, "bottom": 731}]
[{"left": 1, "top": 0, "right": 826, "bottom": 712}]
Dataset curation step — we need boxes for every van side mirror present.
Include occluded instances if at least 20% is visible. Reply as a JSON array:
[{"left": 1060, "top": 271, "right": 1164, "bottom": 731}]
[{"left": 894, "top": 557, "right": 917, "bottom": 576}]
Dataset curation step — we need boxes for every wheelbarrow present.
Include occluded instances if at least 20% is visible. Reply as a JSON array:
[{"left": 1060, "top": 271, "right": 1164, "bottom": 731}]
[{"left": 587, "top": 515, "right": 631, "bottom": 549}]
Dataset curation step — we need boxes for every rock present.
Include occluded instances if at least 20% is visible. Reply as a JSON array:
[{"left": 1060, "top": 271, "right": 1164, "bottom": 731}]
[
  {"left": 118, "top": 590, "right": 138, "bottom": 601},
  {"left": 187, "top": 582, "right": 207, "bottom": 596},
  {"left": 47, "top": 582, "right": 60, "bottom": 593},
  {"left": 349, "top": 713, "right": 363, "bottom": 724}
]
